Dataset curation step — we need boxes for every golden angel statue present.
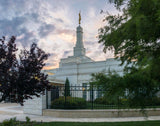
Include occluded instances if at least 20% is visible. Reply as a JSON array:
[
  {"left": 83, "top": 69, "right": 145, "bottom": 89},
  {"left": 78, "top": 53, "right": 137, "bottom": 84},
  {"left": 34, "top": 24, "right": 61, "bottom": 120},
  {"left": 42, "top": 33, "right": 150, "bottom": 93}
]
[{"left": 79, "top": 11, "right": 81, "bottom": 24}]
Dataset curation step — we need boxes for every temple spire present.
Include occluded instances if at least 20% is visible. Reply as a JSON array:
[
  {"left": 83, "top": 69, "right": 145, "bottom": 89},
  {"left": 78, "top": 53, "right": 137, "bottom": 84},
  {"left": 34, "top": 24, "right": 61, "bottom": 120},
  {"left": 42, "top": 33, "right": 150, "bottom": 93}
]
[{"left": 73, "top": 12, "right": 86, "bottom": 57}]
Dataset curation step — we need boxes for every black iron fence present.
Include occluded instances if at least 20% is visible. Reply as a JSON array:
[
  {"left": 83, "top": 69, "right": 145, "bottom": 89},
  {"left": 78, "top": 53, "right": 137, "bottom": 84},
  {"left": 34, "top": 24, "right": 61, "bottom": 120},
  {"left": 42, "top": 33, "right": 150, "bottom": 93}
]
[{"left": 46, "top": 85, "right": 160, "bottom": 109}]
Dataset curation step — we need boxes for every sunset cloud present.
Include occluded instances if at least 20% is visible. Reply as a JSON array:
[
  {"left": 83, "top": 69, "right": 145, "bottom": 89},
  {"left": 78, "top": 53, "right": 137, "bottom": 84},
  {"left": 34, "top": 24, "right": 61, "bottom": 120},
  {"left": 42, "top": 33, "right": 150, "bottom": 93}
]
[{"left": 0, "top": 0, "right": 118, "bottom": 69}]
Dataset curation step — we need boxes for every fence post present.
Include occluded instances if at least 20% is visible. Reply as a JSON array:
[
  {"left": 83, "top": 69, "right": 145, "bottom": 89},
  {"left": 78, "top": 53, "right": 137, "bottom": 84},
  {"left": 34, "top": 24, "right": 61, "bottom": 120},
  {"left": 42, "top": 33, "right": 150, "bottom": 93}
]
[
  {"left": 65, "top": 85, "right": 67, "bottom": 109},
  {"left": 46, "top": 89, "right": 48, "bottom": 109},
  {"left": 91, "top": 85, "right": 94, "bottom": 110},
  {"left": 118, "top": 96, "right": 120, "bottom": 109}
]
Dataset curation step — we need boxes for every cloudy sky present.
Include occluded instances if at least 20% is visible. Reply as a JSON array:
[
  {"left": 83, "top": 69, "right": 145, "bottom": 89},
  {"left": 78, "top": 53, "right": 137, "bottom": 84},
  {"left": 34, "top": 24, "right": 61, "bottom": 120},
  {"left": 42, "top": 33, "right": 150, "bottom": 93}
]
[{"left": 0, "top": 0, "right": 119, "bottom": 69}]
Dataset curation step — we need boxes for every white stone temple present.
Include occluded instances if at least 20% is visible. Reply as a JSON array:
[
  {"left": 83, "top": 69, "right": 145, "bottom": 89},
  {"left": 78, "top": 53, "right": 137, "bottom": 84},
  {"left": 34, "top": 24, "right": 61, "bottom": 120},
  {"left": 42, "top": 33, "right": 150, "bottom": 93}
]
[{"left": 23, "top": 15, "right": 125, "bottom": 115}]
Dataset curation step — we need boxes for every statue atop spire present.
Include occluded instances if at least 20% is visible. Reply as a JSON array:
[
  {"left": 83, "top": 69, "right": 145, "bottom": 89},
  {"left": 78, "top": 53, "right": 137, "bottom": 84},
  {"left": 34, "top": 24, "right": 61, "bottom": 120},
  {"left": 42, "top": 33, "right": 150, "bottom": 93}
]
[
  {"left": 74, "top": 12, "right": 86, "bottom": 57},
  {"left": 79, "top": 11, "right": 81, "bottom": 25}
]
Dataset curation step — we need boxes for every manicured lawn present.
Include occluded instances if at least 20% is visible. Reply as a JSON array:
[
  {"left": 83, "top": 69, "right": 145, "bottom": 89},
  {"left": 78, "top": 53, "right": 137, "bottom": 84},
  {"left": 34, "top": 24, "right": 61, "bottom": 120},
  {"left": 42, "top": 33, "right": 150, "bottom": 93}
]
[{"left": 36, "top": 121, "right": 160, "bottom": 126}]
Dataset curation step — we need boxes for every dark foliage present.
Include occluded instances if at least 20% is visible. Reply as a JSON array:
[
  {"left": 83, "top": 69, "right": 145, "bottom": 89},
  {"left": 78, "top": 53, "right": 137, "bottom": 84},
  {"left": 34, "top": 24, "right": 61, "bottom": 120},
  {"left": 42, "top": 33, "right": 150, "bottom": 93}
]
[
  {"left": 91, "top": 69, "right": 160, "bottom": 108},
  {"left": 64, "top": 78, "right": 71, "bottom": 97},
  {"left": 51, "top": 96, "right": 87, "bottom": 109},
  {"left": 0, "top": 36, "right": 50, "bottom": 105},
  {"left": 96, "top": 0, "right": 160, "bottom": 109},
  {"left": 94, "top": 97, "right": 110, "bottom": 105},
  {"left": 99, "top": 0, "right": 160, "bottom": 67}
]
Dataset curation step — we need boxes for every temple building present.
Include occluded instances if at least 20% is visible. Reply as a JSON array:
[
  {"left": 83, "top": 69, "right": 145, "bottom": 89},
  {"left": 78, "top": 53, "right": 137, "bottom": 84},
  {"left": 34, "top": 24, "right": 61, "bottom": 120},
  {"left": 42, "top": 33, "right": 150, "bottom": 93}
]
[
  {"left": 45, "top": 16, "right": 124, "bottom": 86},
  {"left": 23, "top": 15, "right": 125, "bottom": 115}
]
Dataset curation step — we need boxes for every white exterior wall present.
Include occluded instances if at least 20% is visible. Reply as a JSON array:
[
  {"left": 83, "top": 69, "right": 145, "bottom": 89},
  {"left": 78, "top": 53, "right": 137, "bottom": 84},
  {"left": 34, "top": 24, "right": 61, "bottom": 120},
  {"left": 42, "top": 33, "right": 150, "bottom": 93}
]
[
  {"left": 52, "top": 58, "right": 124, "bottom": 86},
  {"left": 23, "top": 94, "right": 46, "bottom": 115}
]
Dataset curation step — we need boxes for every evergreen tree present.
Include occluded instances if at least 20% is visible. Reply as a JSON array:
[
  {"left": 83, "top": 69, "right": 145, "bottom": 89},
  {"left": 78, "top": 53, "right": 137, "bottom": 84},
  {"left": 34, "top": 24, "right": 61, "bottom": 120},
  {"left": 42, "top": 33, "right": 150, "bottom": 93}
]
[{"left": 64, "top": 78, "right": 70, "bottom": 97}]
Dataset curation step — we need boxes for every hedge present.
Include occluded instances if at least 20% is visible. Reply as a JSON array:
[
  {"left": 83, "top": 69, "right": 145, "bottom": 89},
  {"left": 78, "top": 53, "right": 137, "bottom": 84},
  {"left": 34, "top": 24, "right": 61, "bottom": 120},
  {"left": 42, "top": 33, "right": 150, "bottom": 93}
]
[{"left": 51, "top": 96, "right": 87, "bottom": 109}]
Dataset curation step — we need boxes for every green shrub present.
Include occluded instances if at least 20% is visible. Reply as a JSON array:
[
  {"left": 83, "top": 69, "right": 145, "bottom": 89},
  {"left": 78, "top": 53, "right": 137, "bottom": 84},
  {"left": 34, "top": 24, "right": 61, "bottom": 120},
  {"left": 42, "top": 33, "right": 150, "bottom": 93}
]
[
  {"left": 94, "top": 97, "right": 110, "bottom": 105},
  {"left": 51, "top": 96, "right": 87, "bottom": 109},
  {"left": 153, "top": 97, "right": 160, "bottom": 106},
  {"left": 1, "top": 117, "right": 41, "bottom": 126},
  {"left": 126, "top": 97, "right": 160, "bottom": 108},
  {"left": 2, "top": 117, "right": 18, "bottom": 126},
  {"left": 144, "top": 97, "right": 160, "bottom": 106}
]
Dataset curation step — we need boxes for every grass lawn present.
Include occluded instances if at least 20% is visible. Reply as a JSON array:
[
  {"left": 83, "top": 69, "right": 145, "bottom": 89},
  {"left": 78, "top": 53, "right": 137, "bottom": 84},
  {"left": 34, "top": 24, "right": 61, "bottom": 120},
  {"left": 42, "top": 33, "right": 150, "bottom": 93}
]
[{"left": 35, "top": 121, "right": 160, "bottom": 126}]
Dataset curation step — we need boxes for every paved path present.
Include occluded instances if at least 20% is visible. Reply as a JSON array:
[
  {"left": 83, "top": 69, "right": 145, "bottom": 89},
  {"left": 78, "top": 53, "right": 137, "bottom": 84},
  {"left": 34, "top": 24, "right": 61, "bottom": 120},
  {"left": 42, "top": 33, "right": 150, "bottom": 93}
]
[{"left": 0, "top": 103, "right": 160, "bottom": 122}]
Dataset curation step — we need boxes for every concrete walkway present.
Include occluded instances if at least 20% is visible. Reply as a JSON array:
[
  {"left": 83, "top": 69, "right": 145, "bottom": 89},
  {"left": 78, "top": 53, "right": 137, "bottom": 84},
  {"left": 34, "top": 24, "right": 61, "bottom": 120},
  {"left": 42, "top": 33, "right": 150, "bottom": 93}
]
[{"left": 0, "top": 103, "right": 160, "bottom": 122}]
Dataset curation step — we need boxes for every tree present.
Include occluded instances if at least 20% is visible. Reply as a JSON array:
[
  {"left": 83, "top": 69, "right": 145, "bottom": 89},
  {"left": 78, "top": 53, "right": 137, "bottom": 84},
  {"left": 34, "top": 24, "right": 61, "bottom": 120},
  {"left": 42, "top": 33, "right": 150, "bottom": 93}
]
[
  {"left": 99, "top": 0, "right": 160, "bottom": 67},
  {"left": 91, "top": 69, "right": 159, "bottom": 108},
  {"left": 0, "top": 36, "right": 18, "bottom": 102},
  {"left": 90, "top": 72, "right": 124, "bottom": 105},
  {"left": 0, "top": 36, "right": 50, "bottom": 105},
  {"left": 64, "top": 78, "right": 70, "bottom": 97},
  {"left": 97, "top": 0, "right": 160, "bottom": 108},
  {"left": 122, "top": 67, "right": 159, "bottom": 108}
]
